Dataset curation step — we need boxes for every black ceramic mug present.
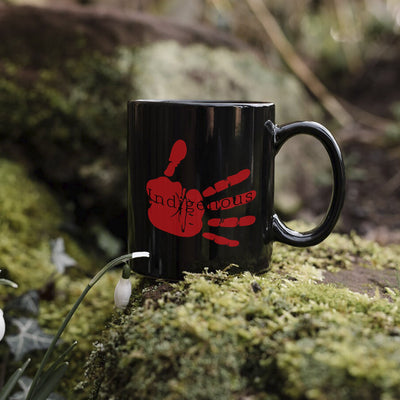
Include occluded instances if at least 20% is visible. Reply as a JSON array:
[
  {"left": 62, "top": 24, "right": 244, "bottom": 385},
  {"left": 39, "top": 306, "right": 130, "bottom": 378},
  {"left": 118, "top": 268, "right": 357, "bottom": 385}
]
[{"left": 127, "top": 100, "right": 345, "bottom": 280}]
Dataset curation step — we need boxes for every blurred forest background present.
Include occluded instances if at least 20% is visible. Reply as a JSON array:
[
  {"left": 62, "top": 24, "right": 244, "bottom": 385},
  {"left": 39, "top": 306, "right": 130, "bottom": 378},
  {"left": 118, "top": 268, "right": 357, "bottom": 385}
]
[
  {"left": 0, "top": 0, "right": 399, "bottom": 397},
  {"left": 0, "top": 0, "right": 399, "bottom": 255}
]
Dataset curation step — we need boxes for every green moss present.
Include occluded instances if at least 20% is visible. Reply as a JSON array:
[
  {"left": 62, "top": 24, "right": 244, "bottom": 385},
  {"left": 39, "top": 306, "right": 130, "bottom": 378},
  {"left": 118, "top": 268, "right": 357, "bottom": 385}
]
[
  {"left": 83, "top": 233, "right": 400, "bottom": 400},
  {"left": 273, "top": 221, "right": 400, "bottom": 274},
  {"left": 0, "top": 159, "right": 123, "bottom": 398},
  {"left": 0, "top": 159, "right": 63, "bottom": 292},
  {"left": 0, "top": 53, "right": 131, "bottom": 148},
  {"left": 0, "top": 158, "right": 100, "bottom": 292},
  {"left": 37, "top": 269, "right": 131, "bottom": 398}
]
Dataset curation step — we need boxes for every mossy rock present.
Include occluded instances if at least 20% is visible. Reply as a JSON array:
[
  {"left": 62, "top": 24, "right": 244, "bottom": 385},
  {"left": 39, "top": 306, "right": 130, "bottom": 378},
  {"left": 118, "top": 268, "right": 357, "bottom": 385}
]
[
  {"left": 0, "top": 158, "right": 119, "bottom": 397},
  {"left": 82, "top": 232, "right": 400, "bottom": 400},
  {"left": 0, "top": 4, "right": 324, "bottom": 240},
  {"left": 0, "top": 158, "right": 97, "bottom": 293},
  {"left": 125, "top": 41, "right": 322, "bottom": 123}
]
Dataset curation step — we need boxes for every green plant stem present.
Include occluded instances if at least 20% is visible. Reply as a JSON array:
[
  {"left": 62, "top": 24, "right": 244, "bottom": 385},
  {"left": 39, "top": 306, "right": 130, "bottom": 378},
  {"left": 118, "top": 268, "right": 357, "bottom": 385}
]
[
  {"left": 26, "top": 252, "right": 136, "bottom": 400},
  {"left": 0, "top": 278, "right": 18, "bottom": 288}
]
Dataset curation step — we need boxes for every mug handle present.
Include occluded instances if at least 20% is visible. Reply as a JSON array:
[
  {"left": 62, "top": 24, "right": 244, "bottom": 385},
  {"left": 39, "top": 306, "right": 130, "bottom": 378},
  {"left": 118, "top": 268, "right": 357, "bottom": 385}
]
[{"left": 266, "top": 120, "right": 346, "bottom": 246}]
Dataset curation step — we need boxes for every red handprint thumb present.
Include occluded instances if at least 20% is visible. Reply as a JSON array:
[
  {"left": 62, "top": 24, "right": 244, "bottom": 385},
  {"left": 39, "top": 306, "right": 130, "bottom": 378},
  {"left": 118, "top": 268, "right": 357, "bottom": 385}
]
[{"left": 164, "top": 140, "right": 187, "bottom": 177}]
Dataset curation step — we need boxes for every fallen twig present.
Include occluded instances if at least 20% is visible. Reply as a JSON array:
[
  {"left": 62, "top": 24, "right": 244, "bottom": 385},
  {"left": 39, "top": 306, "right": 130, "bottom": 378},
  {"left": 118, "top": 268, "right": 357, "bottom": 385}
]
[{"left": 246, "top": 0, "right": 355, "bottom": 127}]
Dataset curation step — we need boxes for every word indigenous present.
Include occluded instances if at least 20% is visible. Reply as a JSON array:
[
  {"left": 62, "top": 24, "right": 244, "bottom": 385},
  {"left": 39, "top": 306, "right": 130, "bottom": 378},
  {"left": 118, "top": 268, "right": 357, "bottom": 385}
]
[{"left": 147, "top": 188, "right": 256, "bottom": 213}]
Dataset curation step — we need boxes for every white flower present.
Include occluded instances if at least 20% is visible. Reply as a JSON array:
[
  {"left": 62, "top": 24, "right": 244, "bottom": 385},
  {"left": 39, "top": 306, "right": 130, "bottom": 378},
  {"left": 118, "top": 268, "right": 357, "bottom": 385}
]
[
  {"left": 0, "top": 309, "right": 5, "bottom": 341},
  {"left": 114, "top": 265, "right": 132, "bottom": 309},
  {"left": 114, "top": 278, "right": 132, "bottom": 308}
]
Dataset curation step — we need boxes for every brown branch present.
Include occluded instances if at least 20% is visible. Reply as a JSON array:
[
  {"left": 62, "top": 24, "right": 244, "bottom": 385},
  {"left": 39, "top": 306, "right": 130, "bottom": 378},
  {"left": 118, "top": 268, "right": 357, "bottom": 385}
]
[{"left": 246, "top": 0, "right": 355, "bottom": 127}]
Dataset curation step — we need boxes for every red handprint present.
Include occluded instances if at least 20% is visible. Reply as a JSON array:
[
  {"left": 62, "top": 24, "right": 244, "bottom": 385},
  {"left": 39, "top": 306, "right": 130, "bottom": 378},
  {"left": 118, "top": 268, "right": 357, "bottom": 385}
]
[{"left": 146, "top": 139, "right": 256, "bottom": 247}]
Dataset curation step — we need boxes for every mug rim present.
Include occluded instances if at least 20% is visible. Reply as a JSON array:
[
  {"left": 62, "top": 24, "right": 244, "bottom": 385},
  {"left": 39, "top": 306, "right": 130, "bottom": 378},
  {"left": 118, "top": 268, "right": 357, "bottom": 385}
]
[{"left": 131, "top": 100, "right": 274, "bottom": 108}]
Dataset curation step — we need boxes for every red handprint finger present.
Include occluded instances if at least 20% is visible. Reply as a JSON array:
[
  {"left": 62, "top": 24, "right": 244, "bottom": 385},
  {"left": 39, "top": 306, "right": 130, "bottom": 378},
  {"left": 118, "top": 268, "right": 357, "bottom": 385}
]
[
  {"left": 164, "top": 140, "right": 187, "bottom": 177},
  {"left": 202, "top": 232, "right": 239, "bottom": 247},
  {"left": 202, "top": 169, "right": 251, "bottom": 197},
  {"left": 207, "top": 190, "right": 256, "bottom": 211},
  {"left": 208, "top": 216, "right": 256, "bottom": 228}
]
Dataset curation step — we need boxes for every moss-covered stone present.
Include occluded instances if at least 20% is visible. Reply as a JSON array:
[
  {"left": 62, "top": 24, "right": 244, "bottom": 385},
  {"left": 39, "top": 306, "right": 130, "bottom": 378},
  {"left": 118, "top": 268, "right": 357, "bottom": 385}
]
[
  {"left": 82, "top": 232, "right": 400, "bottom": 400},
  {"left": 0, "top": 158, "right": 121, "bottom": 397},
  {"left": 0, "top": 158, "right": 95, "bottom": 292},
  {"left": 0, "top": 158, "right": 63, "bottom": 292},
  {"left": 122, "top": 41, "right": 322, "bottom": 123}
]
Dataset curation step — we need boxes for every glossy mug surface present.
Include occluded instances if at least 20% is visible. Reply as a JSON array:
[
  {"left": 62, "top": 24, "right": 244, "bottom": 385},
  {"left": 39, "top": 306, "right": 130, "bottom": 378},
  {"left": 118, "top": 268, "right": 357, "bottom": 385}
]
[{"left": 128, "top": 101, "right": 345, "bottom": 280}]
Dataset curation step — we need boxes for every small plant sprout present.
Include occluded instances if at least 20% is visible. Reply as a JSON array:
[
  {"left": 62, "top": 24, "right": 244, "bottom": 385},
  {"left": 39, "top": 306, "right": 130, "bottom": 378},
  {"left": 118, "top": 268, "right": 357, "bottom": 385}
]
[{"left": 114, "top": 263, "right": 132, "bottom": 309}]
